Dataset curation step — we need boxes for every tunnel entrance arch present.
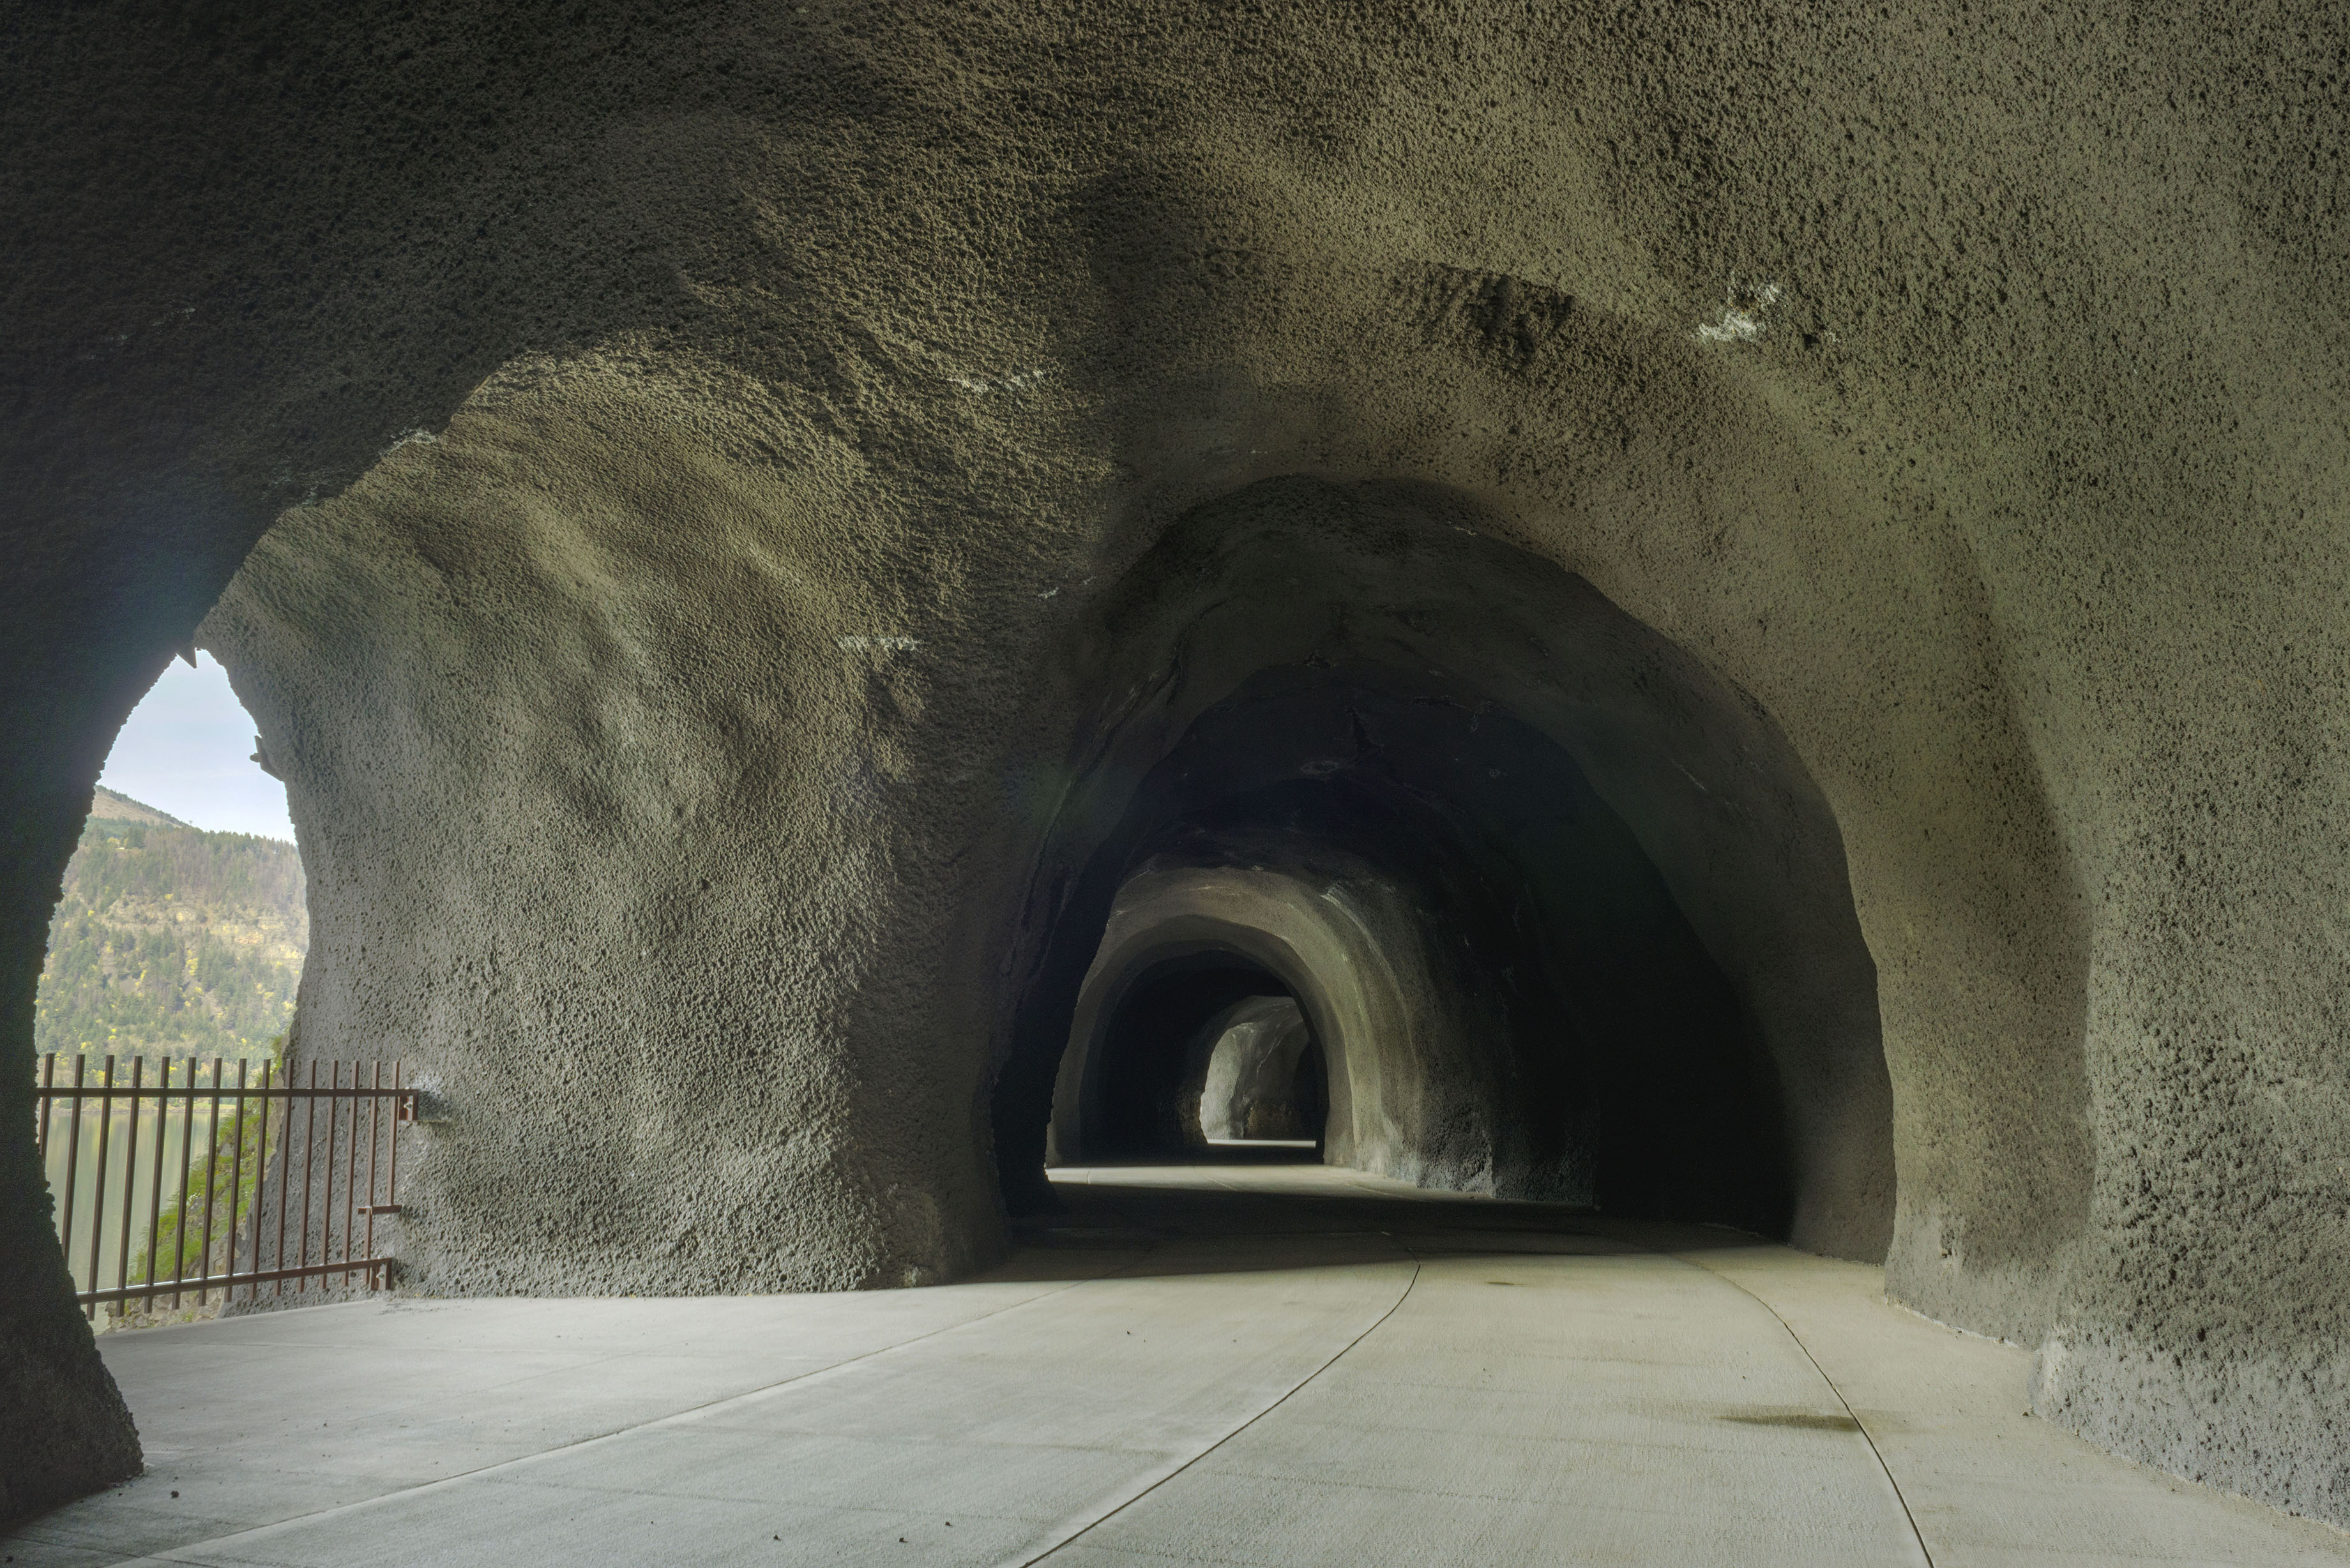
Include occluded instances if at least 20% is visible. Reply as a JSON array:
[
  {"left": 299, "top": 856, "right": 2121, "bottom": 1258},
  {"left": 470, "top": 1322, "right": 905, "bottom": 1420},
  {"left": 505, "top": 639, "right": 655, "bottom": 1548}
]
[
  {"left": 994, "top": 476, "right": 1896, "bottom": 1260},
  {"left": 1036, "top": 690, "right": 1801, "bottom": 1221}
]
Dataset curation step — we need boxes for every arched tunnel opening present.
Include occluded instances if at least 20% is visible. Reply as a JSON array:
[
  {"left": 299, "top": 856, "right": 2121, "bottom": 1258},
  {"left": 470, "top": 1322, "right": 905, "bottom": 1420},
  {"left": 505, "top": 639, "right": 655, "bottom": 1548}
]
[
  {"left": 1033, "top": 674, "right": 1799, "bottom": 1229},
  {"left": 995, "top": 477, "right": 1895, "bottom": 1259},
  {"left": 125, "top": 464, "right": 1893, "bottom": 1280},
  {"left": 1193, "top": 993, "right": 1326, "bottom": 1147},
  {"left": 1062, "top": 948, "right": 1321, "bottom": 1161}
]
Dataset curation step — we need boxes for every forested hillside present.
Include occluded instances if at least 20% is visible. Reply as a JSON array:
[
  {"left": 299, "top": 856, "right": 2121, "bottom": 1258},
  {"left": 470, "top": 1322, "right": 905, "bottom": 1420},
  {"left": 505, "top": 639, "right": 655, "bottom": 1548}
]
[{"left": 35, "top": 788, "right": 306, "bottom": 1060}]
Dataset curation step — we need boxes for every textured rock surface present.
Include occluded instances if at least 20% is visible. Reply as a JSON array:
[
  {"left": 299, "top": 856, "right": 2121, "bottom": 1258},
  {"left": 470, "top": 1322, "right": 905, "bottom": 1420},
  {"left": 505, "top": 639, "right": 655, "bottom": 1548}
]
[
  {"left": 0, "top": 1181, "right": 141, "bottom": 1518},
  {"left": 6, "top": 0, "right": 2346, "bottom": 1527}
]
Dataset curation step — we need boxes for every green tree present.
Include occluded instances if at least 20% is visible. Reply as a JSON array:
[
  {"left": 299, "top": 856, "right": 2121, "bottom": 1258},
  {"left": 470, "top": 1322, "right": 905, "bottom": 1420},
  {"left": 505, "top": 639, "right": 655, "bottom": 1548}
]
[{"left": 35, "top": 797, "right": 306, "bottom": 1063}]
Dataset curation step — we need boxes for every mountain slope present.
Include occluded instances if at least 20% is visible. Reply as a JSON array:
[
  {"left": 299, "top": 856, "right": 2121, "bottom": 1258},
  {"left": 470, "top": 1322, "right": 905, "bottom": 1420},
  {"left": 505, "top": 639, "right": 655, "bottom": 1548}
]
[
  {"left": 86, "top": 785, "right": 193, "bottom": 830},
  {"left": 36, "top": 790, "right": 305, "bottom": 1060}
]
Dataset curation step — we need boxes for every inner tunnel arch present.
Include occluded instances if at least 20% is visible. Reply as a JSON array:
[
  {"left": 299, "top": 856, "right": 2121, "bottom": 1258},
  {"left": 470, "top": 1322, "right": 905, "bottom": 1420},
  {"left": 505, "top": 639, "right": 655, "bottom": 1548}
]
[
  {"left": 1057, "top": 941, "right": 1301, "bottom": 1161},
  {"left": 1054, "top": 930, "right": 1333, "bottom": 1163},
  {"left": 992, "top": 476, "right": 1896, "bottom": 1260},
  {"left": 1193, "top": 995, "right": 1323, "bottom": 1145}
]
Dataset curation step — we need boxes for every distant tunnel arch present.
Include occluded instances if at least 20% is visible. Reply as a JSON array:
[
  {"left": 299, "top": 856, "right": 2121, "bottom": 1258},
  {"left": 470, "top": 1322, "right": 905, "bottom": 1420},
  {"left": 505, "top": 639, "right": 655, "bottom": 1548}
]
[{"left": 1194, "top": 995, "right": 1321, "bottom": 1144}]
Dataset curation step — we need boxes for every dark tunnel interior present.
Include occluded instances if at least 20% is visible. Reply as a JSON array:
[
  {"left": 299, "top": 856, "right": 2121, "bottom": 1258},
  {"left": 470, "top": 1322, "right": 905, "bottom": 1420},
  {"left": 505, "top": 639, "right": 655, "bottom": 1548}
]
[
  {"left": 984, "top": 479, "right": 1892, "bottom": 1258},
  {"left": 1080, "top": 951, "right": 1302, "bottom": 1157},
  {"left": 1004, "top": 661, "right": 1798, "bottom": 1236}
]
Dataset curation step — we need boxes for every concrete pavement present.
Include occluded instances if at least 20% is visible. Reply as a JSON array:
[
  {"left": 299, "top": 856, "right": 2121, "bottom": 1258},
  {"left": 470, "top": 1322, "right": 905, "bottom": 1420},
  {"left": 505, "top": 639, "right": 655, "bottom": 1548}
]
[{"left": 8, "top": 1163, "right": 2346, "bottom": 1565}]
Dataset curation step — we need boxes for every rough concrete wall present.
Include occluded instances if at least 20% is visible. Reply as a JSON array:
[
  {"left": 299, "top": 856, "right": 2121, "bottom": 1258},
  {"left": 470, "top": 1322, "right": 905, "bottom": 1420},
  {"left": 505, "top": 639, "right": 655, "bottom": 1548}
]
[
  {"left": 6, "top": 0, "right": 2346, "bottom": 1523},
  {"left": 1176, "top": 995, "right": 1292, "bottom": 1147},
  {"left": 0, "top": 795, "right": 143, "bottom": 1516},
  {"left": 199, "top": 363, "right": 1012, "bottom": 1293},
  {"left": 1, "top": 660, "right": 176, "bottom": 1519}
]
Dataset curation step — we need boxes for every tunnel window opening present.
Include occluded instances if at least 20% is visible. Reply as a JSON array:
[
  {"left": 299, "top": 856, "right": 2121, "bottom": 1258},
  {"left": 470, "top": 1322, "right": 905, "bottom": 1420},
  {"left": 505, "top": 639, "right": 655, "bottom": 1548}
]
[{"left": 35, "top": 651, "right": 307, "bottom": 1334}]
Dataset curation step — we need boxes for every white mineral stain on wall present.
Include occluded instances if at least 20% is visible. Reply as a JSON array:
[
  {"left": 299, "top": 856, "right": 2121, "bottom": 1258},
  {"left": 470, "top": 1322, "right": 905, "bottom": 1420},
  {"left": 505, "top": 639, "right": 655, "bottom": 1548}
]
[
  {"left": 836, "top": 636, "right": 921, "bottom": 651},
  {"left": 1695, "top": 278, "right": 1783, "bottom": 343},
  {"left": 947, "top": 367, "right": 1049, "bottom": 396},
  {"left": 379, "top": 427, "right": 443, "bottom": 458}
]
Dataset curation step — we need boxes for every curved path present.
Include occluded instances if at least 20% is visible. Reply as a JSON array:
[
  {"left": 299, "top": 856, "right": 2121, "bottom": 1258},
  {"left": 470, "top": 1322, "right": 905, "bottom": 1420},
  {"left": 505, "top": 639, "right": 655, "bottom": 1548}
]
[{"left": 10, "top": 1165, "right": 2346, "bottom": 1566}]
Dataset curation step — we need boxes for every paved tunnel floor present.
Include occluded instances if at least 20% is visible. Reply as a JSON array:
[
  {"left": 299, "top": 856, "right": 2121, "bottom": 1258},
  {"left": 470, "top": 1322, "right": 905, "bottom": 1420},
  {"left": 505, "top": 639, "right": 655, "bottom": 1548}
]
[{"left": 11, "top": 1164, "right": 2348, "bottom": 1567}]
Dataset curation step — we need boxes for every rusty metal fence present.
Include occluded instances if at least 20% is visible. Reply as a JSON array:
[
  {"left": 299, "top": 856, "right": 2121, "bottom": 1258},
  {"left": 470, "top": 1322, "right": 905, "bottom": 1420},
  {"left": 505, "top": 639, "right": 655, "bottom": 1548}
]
[{"left": 35, "top": 1053, "right": 415, "bottom": 1319}]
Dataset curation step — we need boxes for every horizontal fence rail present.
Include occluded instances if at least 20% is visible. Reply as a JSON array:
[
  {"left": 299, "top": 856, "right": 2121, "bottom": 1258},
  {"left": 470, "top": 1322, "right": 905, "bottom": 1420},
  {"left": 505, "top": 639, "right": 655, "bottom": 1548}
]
[{"left": 35, "top": 1053, "right": 414, "bottom": 1320}]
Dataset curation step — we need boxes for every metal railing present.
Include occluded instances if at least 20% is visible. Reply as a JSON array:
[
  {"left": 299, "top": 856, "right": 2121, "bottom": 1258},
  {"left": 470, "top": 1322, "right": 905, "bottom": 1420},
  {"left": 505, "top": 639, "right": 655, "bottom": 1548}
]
[{"left": 35, "top": 1053, "right": 415, "bottom": 1319}]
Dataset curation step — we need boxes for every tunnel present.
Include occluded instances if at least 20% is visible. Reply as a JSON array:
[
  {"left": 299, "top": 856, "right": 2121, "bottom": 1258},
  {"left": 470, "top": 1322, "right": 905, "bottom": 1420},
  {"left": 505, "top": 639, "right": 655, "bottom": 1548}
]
[
  {"left": 10, "top": 0, "right": 2349, "bottom": 1537},
  {"left": 1059, "top": 949, "right": 1307, "bottom": 1159},
  {"left": 997, "top": 478, "right": 1890, "bottom": 1251}
]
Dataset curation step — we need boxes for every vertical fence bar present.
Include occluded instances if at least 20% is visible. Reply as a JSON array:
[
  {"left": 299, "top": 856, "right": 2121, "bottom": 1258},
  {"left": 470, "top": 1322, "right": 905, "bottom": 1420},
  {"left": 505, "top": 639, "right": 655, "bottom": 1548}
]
[
  {"left": 361, "top": 1061, "right": 383, "bottom": 1283},
  {"left": 36, "top": 1053, "right": 55, "bottom": 1165},
  {"left": 383, "top": 1060, "right": 403, "bottom": 1292},
  {"left": 319, "top": 1062, "right": 341, "bottom": 1290},
  {"left": 172, "top": 1057, "right": 195, "bottom": 1309},
  {"left": 226, "top": 1059, "right": 250, "bottom": 1300},
  {"left": 316, "top": 1064, "right": 331, "bottom": 1286},
  {"left": 244, "top": 1061, "right": 273, "bottom": 1302},
  {"left": 84, "top": 1055, "right": 116, "bottom": 1320},
  {"left": 196, "top": 1058, "right": 223, "bottom": 1304},
  {"left": 342, "top": 1064, "right": 361, "bottom": 1288},
  {"left": 297, "top": 1058, "right": 319, "bottom": 1294},
  {"left": 145, "top": 1056, "right": 168, "bottom": 1313},
  {"left": 275, "top": 1060, "right": 297, "bottom": 1297},
  {"left": 60, "top": 1054, "right": 86, "bottom": 1304},
  {"left": 115, "top": 1057, "right": 142, "bottom": 1311}
]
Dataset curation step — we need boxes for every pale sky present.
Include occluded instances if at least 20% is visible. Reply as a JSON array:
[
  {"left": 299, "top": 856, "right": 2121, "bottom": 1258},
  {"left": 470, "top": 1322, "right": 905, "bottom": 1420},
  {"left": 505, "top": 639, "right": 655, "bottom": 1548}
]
[{"left": 100, "top": 652, "right": 298, "bottom": 843}]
